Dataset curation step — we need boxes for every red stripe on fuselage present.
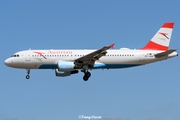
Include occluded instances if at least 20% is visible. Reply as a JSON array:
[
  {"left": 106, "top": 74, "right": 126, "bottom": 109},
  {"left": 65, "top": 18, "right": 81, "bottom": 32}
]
[{"left": 141, "top": 41, "right": 168, "bottom": 50}]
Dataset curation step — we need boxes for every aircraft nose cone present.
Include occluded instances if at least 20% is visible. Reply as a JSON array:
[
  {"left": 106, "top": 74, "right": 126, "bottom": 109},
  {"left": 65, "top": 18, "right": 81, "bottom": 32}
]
[{"left": 4, "top": 59, "right": 10, "bottom": 66}]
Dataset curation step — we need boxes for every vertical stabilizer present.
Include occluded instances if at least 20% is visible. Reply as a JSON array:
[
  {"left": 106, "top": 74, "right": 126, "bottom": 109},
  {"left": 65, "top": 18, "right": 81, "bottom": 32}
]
[{"left": 141, "top": 22, "right": 174, "bottom": 50}]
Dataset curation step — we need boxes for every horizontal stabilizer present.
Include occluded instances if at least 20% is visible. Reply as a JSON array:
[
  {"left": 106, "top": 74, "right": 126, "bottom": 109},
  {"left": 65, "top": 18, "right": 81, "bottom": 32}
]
[{"left": 155, "top": 49, "right": 176, "bottom": 58}]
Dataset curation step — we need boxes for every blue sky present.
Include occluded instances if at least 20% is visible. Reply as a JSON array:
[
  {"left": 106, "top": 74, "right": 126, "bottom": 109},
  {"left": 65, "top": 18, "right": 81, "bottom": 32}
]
[{"left": 0, "top": 0, "right": 180, "bottom": 120}]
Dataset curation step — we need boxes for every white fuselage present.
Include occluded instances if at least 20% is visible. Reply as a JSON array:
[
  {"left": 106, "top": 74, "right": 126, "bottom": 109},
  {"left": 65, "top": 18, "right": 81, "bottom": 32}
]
[
  {"left": 4, "top": 22, "right": 178, "bottom": 80},
  {"left": 4, "top": 49, "right": 178, "bottom": 70}
]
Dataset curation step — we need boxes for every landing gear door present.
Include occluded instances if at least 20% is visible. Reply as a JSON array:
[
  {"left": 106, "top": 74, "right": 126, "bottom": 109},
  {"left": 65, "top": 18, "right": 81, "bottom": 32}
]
[{"left": 25, "top": 50, "right": 31, "bottom": 61}]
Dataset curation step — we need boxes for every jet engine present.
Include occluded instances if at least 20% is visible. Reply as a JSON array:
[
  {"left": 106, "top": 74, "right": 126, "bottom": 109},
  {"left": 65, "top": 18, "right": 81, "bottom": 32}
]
[
  {"left": 58, "top": 61, "right": 75, "bottom": 71},
  {"left": 55, "top": 69, "right": 78, "bottom": 77},
  {"left": 56, "top": 61, "right": 78, "bottom": 77}
]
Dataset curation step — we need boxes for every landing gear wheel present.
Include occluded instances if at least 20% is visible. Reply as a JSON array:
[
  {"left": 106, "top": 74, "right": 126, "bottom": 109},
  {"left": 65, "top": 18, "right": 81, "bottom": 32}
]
[
  {"left": 81, "top": 70, "right": 91, "bottom": 81},
  {"left": 26, "top": 69, "right": 30, "bottom": 79},
  {"left": 86, "top": 72, "right": 91, "bottom": 77},
  {"left": 83, "top": 76, "right": 89, "bottom": 81},
  {"left": 26, "top": 75, "right": 30, "bottom": 79}
]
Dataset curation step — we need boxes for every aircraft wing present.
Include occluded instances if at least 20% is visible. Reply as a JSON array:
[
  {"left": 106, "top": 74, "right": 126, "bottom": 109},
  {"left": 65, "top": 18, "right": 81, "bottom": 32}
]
[
  {"left": 74, "top": 44, "right": 114, "bottom": 67},
  {"left": 155, "top": 49, "right": 176, "bottom": 58}
]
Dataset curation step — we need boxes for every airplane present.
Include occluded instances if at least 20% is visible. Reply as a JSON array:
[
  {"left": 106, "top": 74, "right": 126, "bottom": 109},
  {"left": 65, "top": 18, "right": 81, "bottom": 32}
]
[{"left": 4, "top": 22, "right": 178, "bottom": 81}]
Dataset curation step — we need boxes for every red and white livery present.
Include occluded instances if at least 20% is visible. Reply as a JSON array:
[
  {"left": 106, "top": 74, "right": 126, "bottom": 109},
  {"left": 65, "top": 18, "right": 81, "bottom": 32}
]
[{"left": 4, "top": 22, "right": 178, "bottom": 81}]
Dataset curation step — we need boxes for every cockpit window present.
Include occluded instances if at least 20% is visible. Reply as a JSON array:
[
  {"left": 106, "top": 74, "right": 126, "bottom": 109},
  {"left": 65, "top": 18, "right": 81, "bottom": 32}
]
[{"left": 11, "top": 54, "right": 20, "bottom": 57}]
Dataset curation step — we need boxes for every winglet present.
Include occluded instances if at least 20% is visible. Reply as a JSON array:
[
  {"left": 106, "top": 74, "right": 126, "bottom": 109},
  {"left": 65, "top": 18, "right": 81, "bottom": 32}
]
[{"left": 110, "top": 44, "right": 115, "bottom": 49}]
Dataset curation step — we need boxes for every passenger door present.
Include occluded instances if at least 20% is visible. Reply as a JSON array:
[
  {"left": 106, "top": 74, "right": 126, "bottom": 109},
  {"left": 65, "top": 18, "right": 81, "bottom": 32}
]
[{"left": 25, "top": 50, "right": 31, "bottom": 61}]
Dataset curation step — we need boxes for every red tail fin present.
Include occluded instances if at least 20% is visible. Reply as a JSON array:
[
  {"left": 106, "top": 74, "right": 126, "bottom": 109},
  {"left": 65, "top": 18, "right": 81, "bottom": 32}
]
[{"left": 141, "top": 22, "right": 174, "bottom": 50}]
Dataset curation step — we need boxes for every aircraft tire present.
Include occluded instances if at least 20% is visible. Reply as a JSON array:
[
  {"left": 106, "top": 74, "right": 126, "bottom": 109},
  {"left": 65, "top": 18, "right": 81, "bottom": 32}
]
[
  {"left": 86, "top": 72, "right": 91, "bottom": 77},
  {"left": 26, "top": 75, "right": 30, "bottom": 79},
  {"left": 83, "top": 76, "right": 89, "bottom": 81}
]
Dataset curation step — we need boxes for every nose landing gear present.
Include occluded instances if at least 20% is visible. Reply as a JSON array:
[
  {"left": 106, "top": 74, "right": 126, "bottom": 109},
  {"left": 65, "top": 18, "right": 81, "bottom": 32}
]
[{"left": 26, "top": 69, "right": 30, "bottom": 79}]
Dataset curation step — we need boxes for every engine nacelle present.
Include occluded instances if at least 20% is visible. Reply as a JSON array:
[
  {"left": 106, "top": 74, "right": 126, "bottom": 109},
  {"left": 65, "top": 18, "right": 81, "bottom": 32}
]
[
  {"left": 55, "top": 69, "right": 79, "bottom": 77},
  {"left": 58, "top": 61, "right": 75, "bottom": 71}
]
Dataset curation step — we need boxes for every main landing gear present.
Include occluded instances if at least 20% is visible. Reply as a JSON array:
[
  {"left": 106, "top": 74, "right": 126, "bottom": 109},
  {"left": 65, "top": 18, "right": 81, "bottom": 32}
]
[
  {"left": 26, "top": 69, "right": 30, "bottom": 79},
  {"left": 82, "top": 70, "right": 91, "bottom": 81}
]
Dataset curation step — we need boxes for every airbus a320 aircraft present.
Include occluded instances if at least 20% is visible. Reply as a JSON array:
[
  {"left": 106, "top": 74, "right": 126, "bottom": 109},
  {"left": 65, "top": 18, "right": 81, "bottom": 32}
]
[{"left": 4, "top": 22, "right": 178, "bottom": 81}]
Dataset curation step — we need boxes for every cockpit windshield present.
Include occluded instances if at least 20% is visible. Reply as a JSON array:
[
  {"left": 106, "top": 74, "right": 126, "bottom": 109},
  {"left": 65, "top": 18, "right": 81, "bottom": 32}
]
[{"left": 11, "top": 54, "right": 19, "bottom": 57}]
